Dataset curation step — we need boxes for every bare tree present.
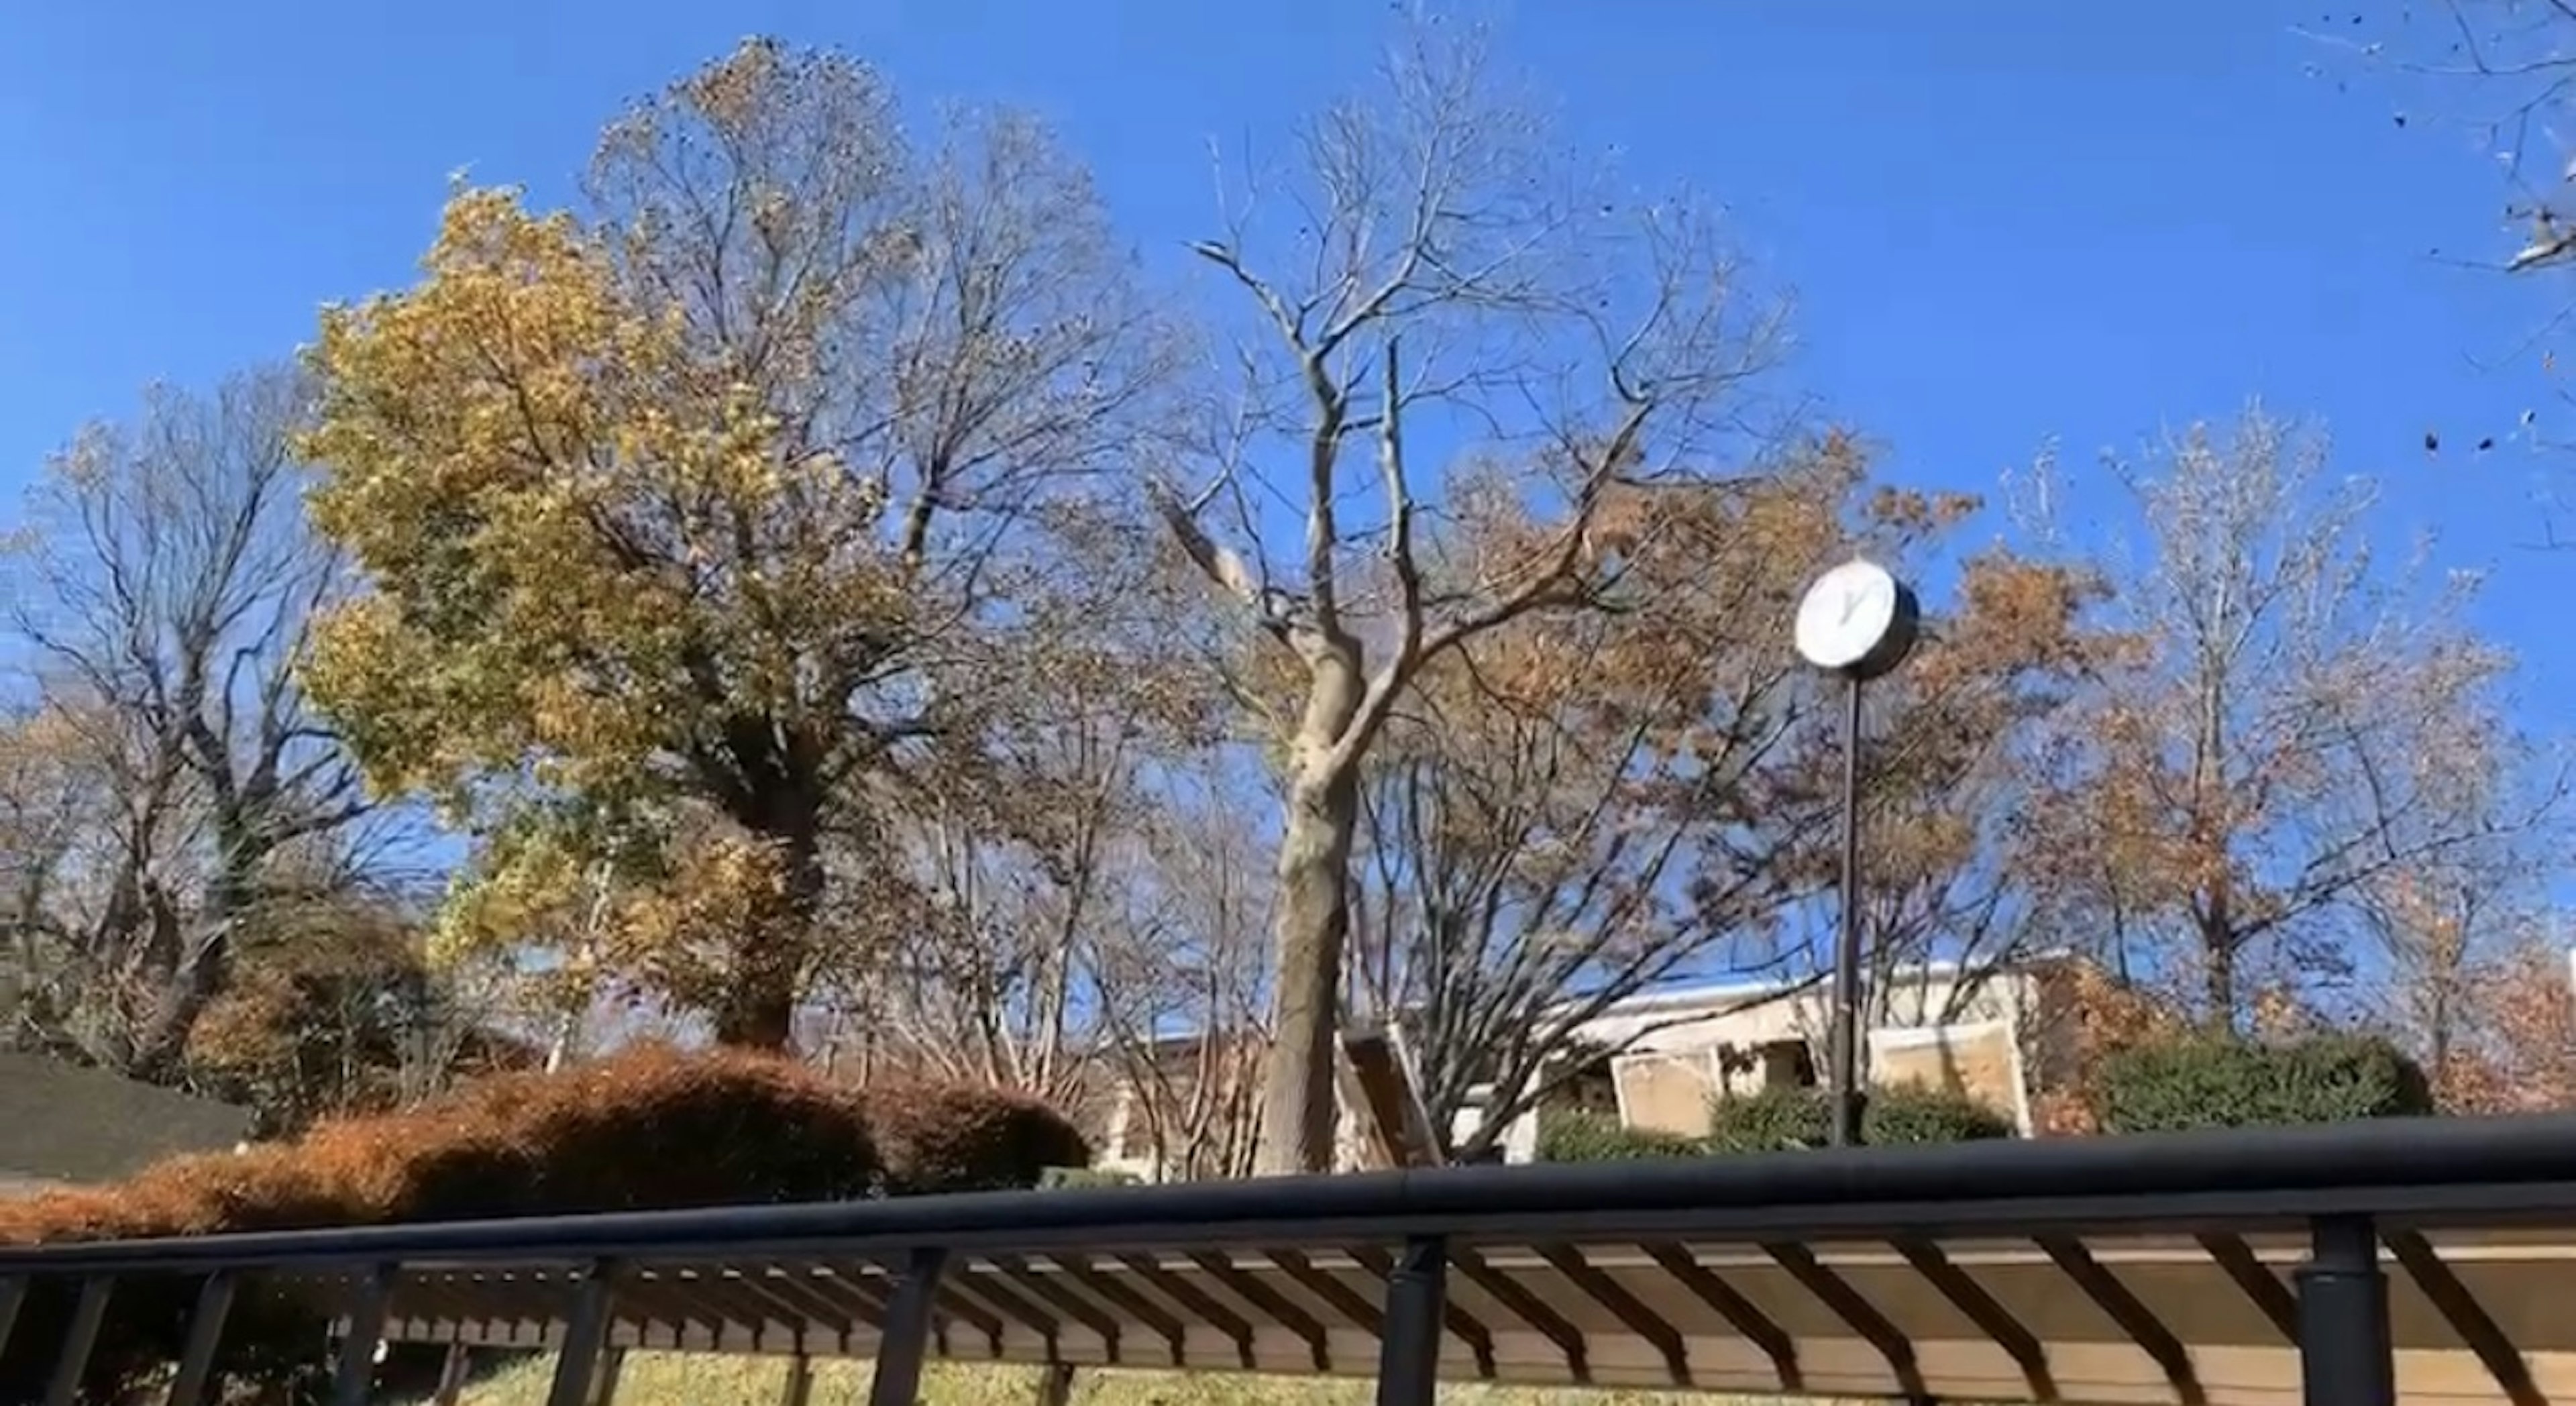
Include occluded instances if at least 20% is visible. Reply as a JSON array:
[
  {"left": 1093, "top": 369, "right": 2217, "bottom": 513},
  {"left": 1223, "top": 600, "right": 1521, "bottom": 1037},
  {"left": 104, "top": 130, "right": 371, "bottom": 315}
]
[
  {"left": 2033, "top": 406, "right": 2561, "bottom": 1026},
  {"left": 2327, "top": 3, "right": 2576, "bottom": 268},
  {"left": 1351, "top": 457, "right": 2108, "bottom": 1157},
  {"left": 2327, "top": 5, "right": 2576, "bottom": 474},
  {"left": 1346, "top": 463, "right": 1834, "bottom": 1159},
  {"left": 1155, "top": 16, "right": 1786, "bottom": 1171},
  {"left": 865, "top": 702, "right": 1141, "bottom": 1107},
  {"left": 4, "top": 366, "right": 376, "bottom": 1079},
  {"left": 1083, "top": 767, "right": 1274, "bottom": 1179}
]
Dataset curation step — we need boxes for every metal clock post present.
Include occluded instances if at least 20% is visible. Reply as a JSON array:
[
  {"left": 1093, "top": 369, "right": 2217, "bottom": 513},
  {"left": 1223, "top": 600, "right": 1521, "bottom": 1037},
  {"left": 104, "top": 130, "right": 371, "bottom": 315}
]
[{"left": 1792, "top": 558, "right": 1921, "bottom": 1148}]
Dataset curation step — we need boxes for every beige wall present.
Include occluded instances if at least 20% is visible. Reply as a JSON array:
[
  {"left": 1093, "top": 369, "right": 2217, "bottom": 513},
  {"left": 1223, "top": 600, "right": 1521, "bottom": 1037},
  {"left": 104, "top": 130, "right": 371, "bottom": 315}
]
[
  {"left": 1600, "top": 967, "right": 2044, "bottom": 1138},
  {"left": 1092, "top": 961, "right": 2056, "bottom": 1172}
]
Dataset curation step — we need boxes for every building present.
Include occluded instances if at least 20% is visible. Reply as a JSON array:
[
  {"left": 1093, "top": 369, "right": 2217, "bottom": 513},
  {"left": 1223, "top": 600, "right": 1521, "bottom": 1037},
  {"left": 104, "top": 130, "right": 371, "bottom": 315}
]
[
  {"left": 0, "top": 1052, "right": 258, "bottom": 1193},
  {"left": 1525, "top": 955, "right": 2053, "bottom": 1152},
  {"left": 1093, "top": 954, "right": 2085, "bottom": 1181}
]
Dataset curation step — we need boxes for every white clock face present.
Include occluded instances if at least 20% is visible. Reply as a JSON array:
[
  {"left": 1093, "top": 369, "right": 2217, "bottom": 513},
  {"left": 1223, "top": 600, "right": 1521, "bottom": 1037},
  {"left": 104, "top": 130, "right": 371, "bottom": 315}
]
[{"left": 1794, "top": 559, "right": 1901, "bottom": 671}]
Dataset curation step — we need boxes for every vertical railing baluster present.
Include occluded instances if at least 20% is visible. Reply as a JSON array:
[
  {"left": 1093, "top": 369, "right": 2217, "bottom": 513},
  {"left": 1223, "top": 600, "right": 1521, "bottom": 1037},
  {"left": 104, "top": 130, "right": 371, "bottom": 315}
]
[
  {"left": 163, "top": 1272, "right": 237, "bottom": 1406},
  {"left": 42, "top": 1275, "right": 113, "bottom": 1406},
  {"left": 588, "top": 1345, "right": 627, "bottom": 1406},
  {"left": 1376, "top": 1238, "right": 1448, "bottom": 1406},
  {"left": 431, "top": 1341, "right": 472, "bottom": 1406},
  {"left": 544, "top": 1261, "right": 620, "bottom": 1406},
  {"left": 866, "top": 1246, "right": 949, "bottom": 1406},
  {"left": 331, "top": 1264, "right": 398, "bottom": 1406},
  {"left": 780, "top": 1351, "right": 815, "bottom": 1406},
  {"left": 2297, "top": 1215, "right": 2395, "bottom": 1406},
  {"left": 0, "top": 1275, "right": 25, "bottom": 1360}
]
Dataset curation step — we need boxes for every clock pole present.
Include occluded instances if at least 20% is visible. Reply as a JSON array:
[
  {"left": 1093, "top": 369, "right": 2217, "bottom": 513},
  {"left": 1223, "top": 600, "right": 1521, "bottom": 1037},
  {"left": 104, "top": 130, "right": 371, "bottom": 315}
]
[
  {"left": 1791, "top": 559, "right": 1921, "bottom": 1149},
  {"left": 1829, "top": 669, "right": 1868, "bottom": 1148}
]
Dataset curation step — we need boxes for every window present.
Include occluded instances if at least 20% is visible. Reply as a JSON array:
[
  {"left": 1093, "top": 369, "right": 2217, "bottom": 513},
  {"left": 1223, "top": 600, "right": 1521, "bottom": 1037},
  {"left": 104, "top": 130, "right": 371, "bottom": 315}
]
[{"left": 1758, "top": 1039, "right": 1817, "bottom": 1089}]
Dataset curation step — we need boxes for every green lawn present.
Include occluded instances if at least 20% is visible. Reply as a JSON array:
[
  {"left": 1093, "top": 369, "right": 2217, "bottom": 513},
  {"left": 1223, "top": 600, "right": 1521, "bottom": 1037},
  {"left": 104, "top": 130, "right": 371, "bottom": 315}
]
[{"left": 451, "top": 1353, "right": 1784, "bottom": 1406}]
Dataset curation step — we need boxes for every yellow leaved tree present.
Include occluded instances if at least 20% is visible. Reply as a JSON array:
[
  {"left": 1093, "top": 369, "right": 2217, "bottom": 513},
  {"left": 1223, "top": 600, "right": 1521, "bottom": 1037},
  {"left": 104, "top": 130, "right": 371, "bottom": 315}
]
[{"left": 298, "top": 39, "right": 1176, "bottom": 1046}]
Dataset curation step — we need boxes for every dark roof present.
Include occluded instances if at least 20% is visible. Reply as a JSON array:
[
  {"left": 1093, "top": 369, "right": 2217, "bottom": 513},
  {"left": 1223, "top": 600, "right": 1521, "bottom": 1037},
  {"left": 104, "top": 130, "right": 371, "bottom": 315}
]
[{"left": 0, "top": 1052, "right": 254, "bottom": 1186}]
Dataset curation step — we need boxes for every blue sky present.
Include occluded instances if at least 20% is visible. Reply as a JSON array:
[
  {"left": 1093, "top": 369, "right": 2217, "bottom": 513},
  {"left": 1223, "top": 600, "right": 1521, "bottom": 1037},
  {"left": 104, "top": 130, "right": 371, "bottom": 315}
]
[{"left": 0, "top": 0, "right": 2559, "bottom": 701}]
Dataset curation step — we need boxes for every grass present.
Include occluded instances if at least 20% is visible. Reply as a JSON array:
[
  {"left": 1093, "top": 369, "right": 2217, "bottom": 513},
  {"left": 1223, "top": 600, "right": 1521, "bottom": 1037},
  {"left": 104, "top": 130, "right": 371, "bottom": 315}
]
[{"left": 450, "top": 1352, "right": 1760, "bottom": 1406}]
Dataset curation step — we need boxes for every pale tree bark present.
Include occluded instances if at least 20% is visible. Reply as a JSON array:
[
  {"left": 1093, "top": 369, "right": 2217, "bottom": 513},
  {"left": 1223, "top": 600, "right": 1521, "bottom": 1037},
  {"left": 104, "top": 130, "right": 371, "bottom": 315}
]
[{"left": 1155, "top": 16, "right": 1785, "bottom": 1171}]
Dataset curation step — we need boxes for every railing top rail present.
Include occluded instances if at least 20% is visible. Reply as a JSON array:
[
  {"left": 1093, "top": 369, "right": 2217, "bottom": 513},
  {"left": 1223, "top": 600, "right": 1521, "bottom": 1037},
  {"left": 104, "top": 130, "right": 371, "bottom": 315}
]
[{"left": 8, "top": 1112, "right": 2576, "bottom": 1274}]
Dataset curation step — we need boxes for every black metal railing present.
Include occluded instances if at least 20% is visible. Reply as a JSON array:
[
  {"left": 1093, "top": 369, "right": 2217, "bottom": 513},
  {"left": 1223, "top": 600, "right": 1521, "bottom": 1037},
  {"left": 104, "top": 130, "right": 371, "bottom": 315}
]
[{"left": 10, "top": 1112, "right": 2576, "bottom": 1406}]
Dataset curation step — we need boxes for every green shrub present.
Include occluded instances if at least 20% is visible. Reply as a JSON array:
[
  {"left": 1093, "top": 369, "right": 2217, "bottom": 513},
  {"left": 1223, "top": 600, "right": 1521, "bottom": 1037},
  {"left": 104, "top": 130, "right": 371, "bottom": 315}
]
[
  {"left": 1038, "top": 1165, "right": 1140, "bottom": 1189},
  {"left": 1705, "top": 1084, "right": 2015, "bottom": 1152},
  {"left": 1534, "top": 1110, "right": 1705, "bottom": 1162},
  {"left": 2092, "top": 1032, "right": 2433, "bottom": 1133},
  {"left": 1863, "top": 1085, "right": 2020, "bottom": 1145}
]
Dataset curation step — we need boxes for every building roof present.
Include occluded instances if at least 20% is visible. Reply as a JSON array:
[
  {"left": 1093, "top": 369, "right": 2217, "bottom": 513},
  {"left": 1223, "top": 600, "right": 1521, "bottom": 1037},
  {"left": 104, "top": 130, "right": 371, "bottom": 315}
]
[{"left": 0, "top": 1052, "right": 255, "bottom": 1187}]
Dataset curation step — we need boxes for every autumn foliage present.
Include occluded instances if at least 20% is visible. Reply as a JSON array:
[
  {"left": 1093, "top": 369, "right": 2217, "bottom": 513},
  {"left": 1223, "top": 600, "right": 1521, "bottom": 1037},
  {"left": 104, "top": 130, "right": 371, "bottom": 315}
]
[{"left": 0, "top": 1046, "right": 1086, "bottom": 1401}]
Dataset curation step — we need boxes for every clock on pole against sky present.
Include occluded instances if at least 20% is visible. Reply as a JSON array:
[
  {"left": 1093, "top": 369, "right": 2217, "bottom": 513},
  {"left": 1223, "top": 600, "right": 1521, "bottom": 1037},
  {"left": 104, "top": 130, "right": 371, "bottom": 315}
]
[{"left": 1793, "top": 558, "right": 1920, "bottom": 680}]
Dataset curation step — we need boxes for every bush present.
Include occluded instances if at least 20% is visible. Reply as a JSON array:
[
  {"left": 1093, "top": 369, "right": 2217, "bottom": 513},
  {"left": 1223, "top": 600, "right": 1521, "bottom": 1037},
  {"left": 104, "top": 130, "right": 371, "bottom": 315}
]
[
  {"left": 2092, "top": 1032, "right": 2434, "bottom": 1133},
  {"left": 1534, "top": 1110, "right": 1705, "bottom": 1162},
  {"left": 861, "top": 1081, "right": 1094, "bottom": 1195},
  {"left": 1705, "top": 1084, "right": 2016, "bottom": 1153},
  {"left": 0, "top": 1046, "right": 1083, "bottom": 1402},
  {"left": 1038, "top": 1165, "right": 1140, "bottom": 1189}
]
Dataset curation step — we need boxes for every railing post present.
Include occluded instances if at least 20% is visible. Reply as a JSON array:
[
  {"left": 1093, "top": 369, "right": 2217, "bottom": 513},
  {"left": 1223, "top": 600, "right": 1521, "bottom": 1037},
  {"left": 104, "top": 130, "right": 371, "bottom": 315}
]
[
  {"left": 590, "top": 1346, "right": 626, "bottom": 1406},
  {"left": 0, "top": 1276, "right": 24, "bottom": 1359},
  {"left": 545, "top": 1261, "right": 621, "bottom": 1406},
  {"left": 164, "top": 1272, "right": 237, "bottom": 1406},
  {"left": 2296, "top": 1215, "right": 2394, "bottom": 1406},
  {"left": 867, "top": 1246, "right": 950, "bottom": 1406},
  {"left": 331, "top": 1263, "right": 398, "bottom": 1406},
  {"left": 433, "top": 1342, "right": 474, "bottom": 1406},
  {"left": 1375, "top": 1236, "right": 1448, "bottom": 1406},
  {"left": 42, "top": 1275, "right": 114, "bottom": 1406}
]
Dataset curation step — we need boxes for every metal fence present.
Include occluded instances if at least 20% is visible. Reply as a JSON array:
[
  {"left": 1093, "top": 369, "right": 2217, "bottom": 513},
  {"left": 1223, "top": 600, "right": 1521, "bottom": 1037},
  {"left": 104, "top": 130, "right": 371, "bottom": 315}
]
[{"left": 11, "top": 1113, "right": 2576, "bottom": 1406}]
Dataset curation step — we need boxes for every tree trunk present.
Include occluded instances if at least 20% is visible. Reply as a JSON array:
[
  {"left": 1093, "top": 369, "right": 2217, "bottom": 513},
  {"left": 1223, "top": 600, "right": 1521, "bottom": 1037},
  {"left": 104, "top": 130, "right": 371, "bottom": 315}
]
[
  {"left": 1254, "top": 653, "right": 1365, "bottom": 1175},
  {"left": 712, "top": 806, "right": 826, "bottom": 1051},
  {"left": 2202, "top": 923, "right": 2237, "bottom": 1033},
  {"left": 129, "top": 816, "right": 260, "bottom": 1082}
]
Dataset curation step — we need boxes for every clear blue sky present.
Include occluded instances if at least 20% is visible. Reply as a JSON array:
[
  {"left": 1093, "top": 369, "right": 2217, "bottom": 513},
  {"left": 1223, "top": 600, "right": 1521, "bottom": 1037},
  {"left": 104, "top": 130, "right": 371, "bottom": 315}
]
[{"left": 0, "top": 1, "right": 2559, "bottom": 697}]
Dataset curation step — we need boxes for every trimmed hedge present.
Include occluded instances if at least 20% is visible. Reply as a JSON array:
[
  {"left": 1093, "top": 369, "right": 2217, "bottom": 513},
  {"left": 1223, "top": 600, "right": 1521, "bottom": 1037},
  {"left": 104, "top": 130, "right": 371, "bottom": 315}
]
[
  {"left": 0, "top": 1044, "right": 1086, "bottom": 1403},
  {"left": 1705, "top": 1084, "right": 2015, "bottom": 1152},
  {"left": 1038, "top": 1165, "right": 1142, "bottom": 1189},
  {"left": 1536, "top": 1110, "right": 1707, "bottom": 1162},
  {"left": 1536, "top": 1086, "right": 2013, "bottom": 1162},
  {"left": 2092, "top": 1032, "right": 2434, "bottom": 1133},
  {"left": 863, "top": 1081, "right": 1095, "bottom": 1195}
]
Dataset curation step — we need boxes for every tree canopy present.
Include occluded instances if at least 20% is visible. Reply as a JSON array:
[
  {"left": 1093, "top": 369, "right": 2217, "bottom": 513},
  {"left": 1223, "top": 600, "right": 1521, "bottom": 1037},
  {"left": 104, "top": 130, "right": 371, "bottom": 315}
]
[{"left": 0, "top": 17, "right": 2565, "bottom": 1161}]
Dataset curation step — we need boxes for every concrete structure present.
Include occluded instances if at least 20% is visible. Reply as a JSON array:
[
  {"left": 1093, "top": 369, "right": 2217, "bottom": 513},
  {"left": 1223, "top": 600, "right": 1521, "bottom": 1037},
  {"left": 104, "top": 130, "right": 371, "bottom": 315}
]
[{"left": 1095, "top": 955, "right": 2076, "bottom": 1181}]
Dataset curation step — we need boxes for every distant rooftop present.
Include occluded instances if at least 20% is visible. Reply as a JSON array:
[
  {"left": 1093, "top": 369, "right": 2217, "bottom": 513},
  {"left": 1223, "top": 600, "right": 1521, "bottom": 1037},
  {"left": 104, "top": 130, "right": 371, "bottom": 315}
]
[{"left": 0, "top": 1052, "right": 255, "bottom": 1187}]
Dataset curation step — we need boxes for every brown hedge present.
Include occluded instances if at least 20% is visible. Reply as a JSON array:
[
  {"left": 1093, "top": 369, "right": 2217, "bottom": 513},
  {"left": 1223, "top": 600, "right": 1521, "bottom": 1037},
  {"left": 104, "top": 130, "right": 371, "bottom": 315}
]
[
  {"left": 861, "top": 1081, "right": 1096, "bottom": 1195},
  {"left": 0, "top": 1045, "right": 1087, "bottom": 1402}
]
